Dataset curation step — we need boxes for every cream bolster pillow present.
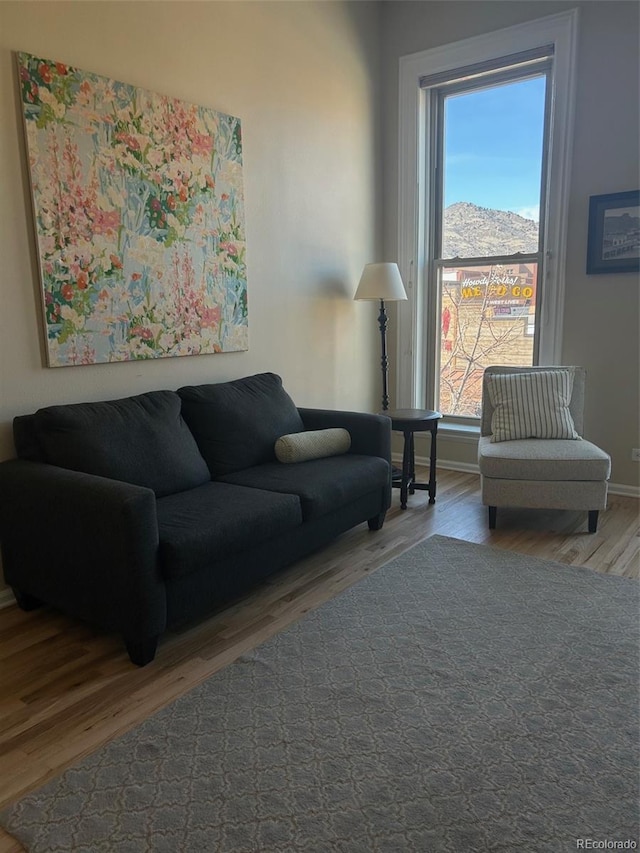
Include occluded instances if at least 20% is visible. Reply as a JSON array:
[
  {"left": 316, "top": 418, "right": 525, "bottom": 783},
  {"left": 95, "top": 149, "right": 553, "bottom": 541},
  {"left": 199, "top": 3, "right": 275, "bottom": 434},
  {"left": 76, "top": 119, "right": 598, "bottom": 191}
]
[
  {"left": 275, "top": 428, "right": 351, "bottom": 463},
  {"left": 486, "top": 370, "right": 580, "bottom": 443}
]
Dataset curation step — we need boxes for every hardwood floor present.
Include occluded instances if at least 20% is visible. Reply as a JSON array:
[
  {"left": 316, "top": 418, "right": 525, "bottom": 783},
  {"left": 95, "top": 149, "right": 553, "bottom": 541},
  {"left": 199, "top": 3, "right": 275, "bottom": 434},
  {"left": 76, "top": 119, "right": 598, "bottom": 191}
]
[{"left": 0, "top": 468, "right": 637, "bottom": 852}]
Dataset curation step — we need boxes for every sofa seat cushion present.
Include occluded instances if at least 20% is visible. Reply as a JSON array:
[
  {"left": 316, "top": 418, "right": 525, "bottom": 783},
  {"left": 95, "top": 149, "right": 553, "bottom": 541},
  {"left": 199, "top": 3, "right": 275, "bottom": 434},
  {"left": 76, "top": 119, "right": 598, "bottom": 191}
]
[
  {"left": 178, "top": 373, "right": 305, "bottom": 478},
  {"left": 478, "top": 435, "right": 611, "bottom": 482},
  {"left": 33, "top": 391, "right": 210, "bottom": 498},
  {"left": 157, "top": 482, "right": 302, "bottom": 580},
  {"left": 218, "top": 455, "right": 389, "bottom": 522}
]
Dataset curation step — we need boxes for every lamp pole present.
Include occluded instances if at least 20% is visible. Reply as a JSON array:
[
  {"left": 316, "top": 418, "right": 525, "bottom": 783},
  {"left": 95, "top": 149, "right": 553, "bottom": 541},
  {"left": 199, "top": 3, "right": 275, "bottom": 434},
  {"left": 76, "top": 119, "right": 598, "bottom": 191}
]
[
  {"left": 353, "top": 262, "right": 407, "bottom": 414},
  {"left": 378, "top": 298, "right": 390, "bottom": 411}
]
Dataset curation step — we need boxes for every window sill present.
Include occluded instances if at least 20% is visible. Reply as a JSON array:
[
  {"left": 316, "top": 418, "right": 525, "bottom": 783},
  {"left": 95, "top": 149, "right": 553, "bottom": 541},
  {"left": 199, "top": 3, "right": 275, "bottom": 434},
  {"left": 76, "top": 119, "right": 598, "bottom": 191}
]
[{"left": 438, "top": 421, "right": 480, "bottom": 443}]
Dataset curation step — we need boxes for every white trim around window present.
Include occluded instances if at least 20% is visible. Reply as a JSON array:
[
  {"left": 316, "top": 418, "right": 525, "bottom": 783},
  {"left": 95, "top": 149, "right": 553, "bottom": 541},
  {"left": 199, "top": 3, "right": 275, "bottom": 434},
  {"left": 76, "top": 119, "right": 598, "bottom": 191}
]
[{"left": 396, "top": 9, "right": 579, "bottom": 410}]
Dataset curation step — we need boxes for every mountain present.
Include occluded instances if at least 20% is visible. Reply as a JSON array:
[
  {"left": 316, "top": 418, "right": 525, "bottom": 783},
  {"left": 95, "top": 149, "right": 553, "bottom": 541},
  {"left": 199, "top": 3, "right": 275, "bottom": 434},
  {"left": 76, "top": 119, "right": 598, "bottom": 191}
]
[
  {"left": 603, "top": 211, "right": 640, "bottom": 237},
  {"left": 443, "top": 201, "right": 539, "bottom": 258}
]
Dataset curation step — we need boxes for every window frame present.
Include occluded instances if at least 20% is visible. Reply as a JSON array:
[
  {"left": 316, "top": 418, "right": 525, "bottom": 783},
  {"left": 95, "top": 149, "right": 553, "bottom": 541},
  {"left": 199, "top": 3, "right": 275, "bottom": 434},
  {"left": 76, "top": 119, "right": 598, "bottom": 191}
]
[
  {"left": 395, "top": 11, "right": 579, "bottom": 422},
  {"left": 429, "top": 64, "right": 550, "bottom": 422}
]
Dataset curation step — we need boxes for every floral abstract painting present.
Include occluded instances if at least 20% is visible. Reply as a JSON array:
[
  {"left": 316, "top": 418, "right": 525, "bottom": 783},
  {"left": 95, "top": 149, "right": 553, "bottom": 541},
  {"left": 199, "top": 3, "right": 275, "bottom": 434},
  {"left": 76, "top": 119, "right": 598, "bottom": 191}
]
[{"left": 18, "top": 52, "right": 248, "bottom": 366}]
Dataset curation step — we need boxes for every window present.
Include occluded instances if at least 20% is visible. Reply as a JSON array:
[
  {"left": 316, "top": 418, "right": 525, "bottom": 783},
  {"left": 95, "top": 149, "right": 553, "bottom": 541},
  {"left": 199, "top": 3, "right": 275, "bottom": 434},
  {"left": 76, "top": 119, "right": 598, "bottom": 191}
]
[
  {"left": 432, "top": 63, "right": 548, "bottom": 418},
  {"left": 396, "top": 12, "right": 578, "bottom": 426}
]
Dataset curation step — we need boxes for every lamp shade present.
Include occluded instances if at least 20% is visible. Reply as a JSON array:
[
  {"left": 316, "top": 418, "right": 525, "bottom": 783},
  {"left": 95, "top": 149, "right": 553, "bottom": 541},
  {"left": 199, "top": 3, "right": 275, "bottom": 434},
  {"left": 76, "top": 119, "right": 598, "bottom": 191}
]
[{"left": 353, "top": 262, "right": 408, "bottom": 302}]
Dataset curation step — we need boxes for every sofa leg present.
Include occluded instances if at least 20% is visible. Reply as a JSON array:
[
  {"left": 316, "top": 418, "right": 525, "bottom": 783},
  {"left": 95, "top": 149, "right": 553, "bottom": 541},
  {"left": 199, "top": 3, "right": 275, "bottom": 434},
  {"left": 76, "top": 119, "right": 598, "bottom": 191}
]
[
  {"left": 125, "top": 635, "right": 159, "bottom": 666},
  {"left": 367, "top": 511, "right": 386, "bottom": 531},
  {"left": 488, "top": 506, "right": 497, "bottom": 529},
  {"left": 588, "top": 510, "right": 599, "bottom": 534},
  {"left": 13, "top": 588, "right": 43, "bottom": 611}
]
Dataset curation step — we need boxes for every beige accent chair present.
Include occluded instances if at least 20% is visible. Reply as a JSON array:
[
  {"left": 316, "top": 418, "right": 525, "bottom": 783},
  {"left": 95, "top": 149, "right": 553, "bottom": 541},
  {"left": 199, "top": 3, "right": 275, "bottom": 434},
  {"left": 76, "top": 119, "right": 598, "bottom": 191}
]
[{"left": 478, "top": 366, "right": 611, "bottom": 533}]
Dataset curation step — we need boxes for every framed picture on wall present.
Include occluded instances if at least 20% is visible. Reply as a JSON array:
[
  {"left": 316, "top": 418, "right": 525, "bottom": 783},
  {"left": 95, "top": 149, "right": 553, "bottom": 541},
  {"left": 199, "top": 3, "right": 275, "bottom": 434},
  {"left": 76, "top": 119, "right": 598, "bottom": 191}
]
[
  {"left": 586, "top": 189, "right": 640, "bottom": 275},
  {"left": 17, "top": 52, "right": 249, "bottom": 367}
]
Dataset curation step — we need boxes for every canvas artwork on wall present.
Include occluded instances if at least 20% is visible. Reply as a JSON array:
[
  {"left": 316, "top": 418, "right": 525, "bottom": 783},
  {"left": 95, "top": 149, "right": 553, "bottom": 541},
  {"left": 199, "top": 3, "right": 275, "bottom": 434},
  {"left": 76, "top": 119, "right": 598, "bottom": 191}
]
[{"left": 17, "top": 52, "right": 248, "bottom": 366}]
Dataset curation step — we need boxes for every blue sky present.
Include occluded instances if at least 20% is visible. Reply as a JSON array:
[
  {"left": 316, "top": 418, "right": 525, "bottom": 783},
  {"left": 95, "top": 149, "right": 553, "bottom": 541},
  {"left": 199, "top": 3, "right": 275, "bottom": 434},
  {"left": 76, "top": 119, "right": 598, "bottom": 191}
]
[{"left": 443, "top": 75, "right": 546, "bottom": 222}]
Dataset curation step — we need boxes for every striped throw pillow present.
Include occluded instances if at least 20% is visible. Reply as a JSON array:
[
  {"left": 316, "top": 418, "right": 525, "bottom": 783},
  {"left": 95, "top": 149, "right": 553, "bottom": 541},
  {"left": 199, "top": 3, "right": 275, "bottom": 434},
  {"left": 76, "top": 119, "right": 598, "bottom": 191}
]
[{"left": 486, "top": 370, "right": 580, "bottom": 443}]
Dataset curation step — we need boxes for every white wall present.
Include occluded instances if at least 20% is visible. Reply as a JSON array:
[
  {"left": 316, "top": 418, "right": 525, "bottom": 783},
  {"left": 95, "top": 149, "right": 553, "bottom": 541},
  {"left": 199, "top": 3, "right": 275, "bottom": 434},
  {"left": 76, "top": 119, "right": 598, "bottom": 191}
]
[
  {"left": 0, "top": 0, "right": 383, "bottom": 461},
  {"left": 381, "top": 0, "right": 640, "bottom": 489}
]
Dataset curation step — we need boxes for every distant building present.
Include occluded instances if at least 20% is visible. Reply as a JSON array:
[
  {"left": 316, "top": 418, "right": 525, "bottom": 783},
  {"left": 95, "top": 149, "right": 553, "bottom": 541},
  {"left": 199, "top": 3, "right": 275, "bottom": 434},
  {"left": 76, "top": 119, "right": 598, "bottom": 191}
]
[{"left": 439, "top": 262, "right": 537, "bottom": 416}]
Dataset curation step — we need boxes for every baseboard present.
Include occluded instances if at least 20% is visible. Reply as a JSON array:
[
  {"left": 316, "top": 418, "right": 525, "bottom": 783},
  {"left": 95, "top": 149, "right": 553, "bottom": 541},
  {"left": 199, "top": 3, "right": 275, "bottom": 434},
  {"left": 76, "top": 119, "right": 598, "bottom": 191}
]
[
  {"left": 0, "top": 587, "right": 16, "bottom": 610},
  {"left": 392, "top": 452, "right": 480, "bottom": 476},
  {"left": 392, "top": 453, "right": 640, "bottom": 498},
  {"left": 435, "top": 458, "right": 482, "bottom": 475},
  {"left": 608, "top": 482, "right": 640, "bottom": 498}
]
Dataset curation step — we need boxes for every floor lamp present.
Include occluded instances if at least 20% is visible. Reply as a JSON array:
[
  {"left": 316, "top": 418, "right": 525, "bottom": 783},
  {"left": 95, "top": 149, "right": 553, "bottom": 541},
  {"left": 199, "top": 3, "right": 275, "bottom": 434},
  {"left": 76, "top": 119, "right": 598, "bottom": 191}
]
[{"left": 354, "top": 262, "right": 408, "bottom": 412}]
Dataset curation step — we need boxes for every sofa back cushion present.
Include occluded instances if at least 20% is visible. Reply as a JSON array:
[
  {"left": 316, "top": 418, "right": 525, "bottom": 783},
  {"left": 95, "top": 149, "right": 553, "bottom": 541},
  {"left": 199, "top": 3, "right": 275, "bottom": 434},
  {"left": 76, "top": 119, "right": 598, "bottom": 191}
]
[
  {"left": 178, "top": 373, "right": 305, "bottom": 477},
  {"left": 13, "top": 414, "right": 44, "bottom": 462},
  {"left": 33, "top": 391, "right": 211, "bottom": 497}
]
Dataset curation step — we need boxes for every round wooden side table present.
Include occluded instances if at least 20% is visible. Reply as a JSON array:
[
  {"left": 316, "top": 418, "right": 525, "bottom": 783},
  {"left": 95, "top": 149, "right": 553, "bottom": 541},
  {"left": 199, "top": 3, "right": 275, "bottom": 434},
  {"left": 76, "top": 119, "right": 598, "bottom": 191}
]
[{"left": 385, "top": 409, "right": 442, "bottom": 510}]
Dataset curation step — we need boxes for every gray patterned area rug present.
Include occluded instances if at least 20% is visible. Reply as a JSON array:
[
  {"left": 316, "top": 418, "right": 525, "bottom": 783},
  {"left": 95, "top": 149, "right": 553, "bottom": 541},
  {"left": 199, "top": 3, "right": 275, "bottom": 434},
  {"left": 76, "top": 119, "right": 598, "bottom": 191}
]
[{"left": 2, "top": 535, "right": 639, "bottom": 853}]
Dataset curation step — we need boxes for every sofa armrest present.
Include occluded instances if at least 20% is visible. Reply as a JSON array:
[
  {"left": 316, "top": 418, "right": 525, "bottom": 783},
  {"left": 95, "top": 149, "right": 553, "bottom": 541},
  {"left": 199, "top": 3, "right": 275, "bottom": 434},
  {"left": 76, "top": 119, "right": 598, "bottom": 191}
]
[
  {"left": 297, "top": 408, "right": 391, "bottom": 463},
  {"left": 0, "top": 459, "right": 166, "bottom": 643}
]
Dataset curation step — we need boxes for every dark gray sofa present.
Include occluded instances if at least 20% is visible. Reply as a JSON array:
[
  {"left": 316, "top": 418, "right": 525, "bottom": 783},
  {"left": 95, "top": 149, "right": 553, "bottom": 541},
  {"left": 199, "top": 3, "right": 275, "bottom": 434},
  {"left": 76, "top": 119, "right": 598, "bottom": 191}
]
[{"left": 0, "top": 373, "right": 391, "bottom": 665}]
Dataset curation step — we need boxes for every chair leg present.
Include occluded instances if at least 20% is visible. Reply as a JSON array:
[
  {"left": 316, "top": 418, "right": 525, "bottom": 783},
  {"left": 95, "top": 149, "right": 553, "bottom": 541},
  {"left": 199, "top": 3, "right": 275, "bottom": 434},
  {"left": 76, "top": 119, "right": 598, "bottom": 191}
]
[
  {"left": 488, "top": 506, "right": 497, "bottom": 529},
  {"left": 367, "top": 511, "right": 386, "bottom": 531},
  {"left": 125, "top": 635, "right": 159, "bottom": 666},
  {"left": 13, "top": 588, "right": 43, "bottom": 611},
  {"left": 588, "top": 510, "right": 599, "bottom": 534}
]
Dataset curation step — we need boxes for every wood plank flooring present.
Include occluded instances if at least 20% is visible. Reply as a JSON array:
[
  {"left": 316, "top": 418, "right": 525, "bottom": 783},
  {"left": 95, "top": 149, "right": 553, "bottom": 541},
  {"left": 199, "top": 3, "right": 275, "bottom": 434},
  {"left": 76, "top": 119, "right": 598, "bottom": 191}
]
[{"left": 0, "top": 468, "right": 637, "bottom": 852}]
